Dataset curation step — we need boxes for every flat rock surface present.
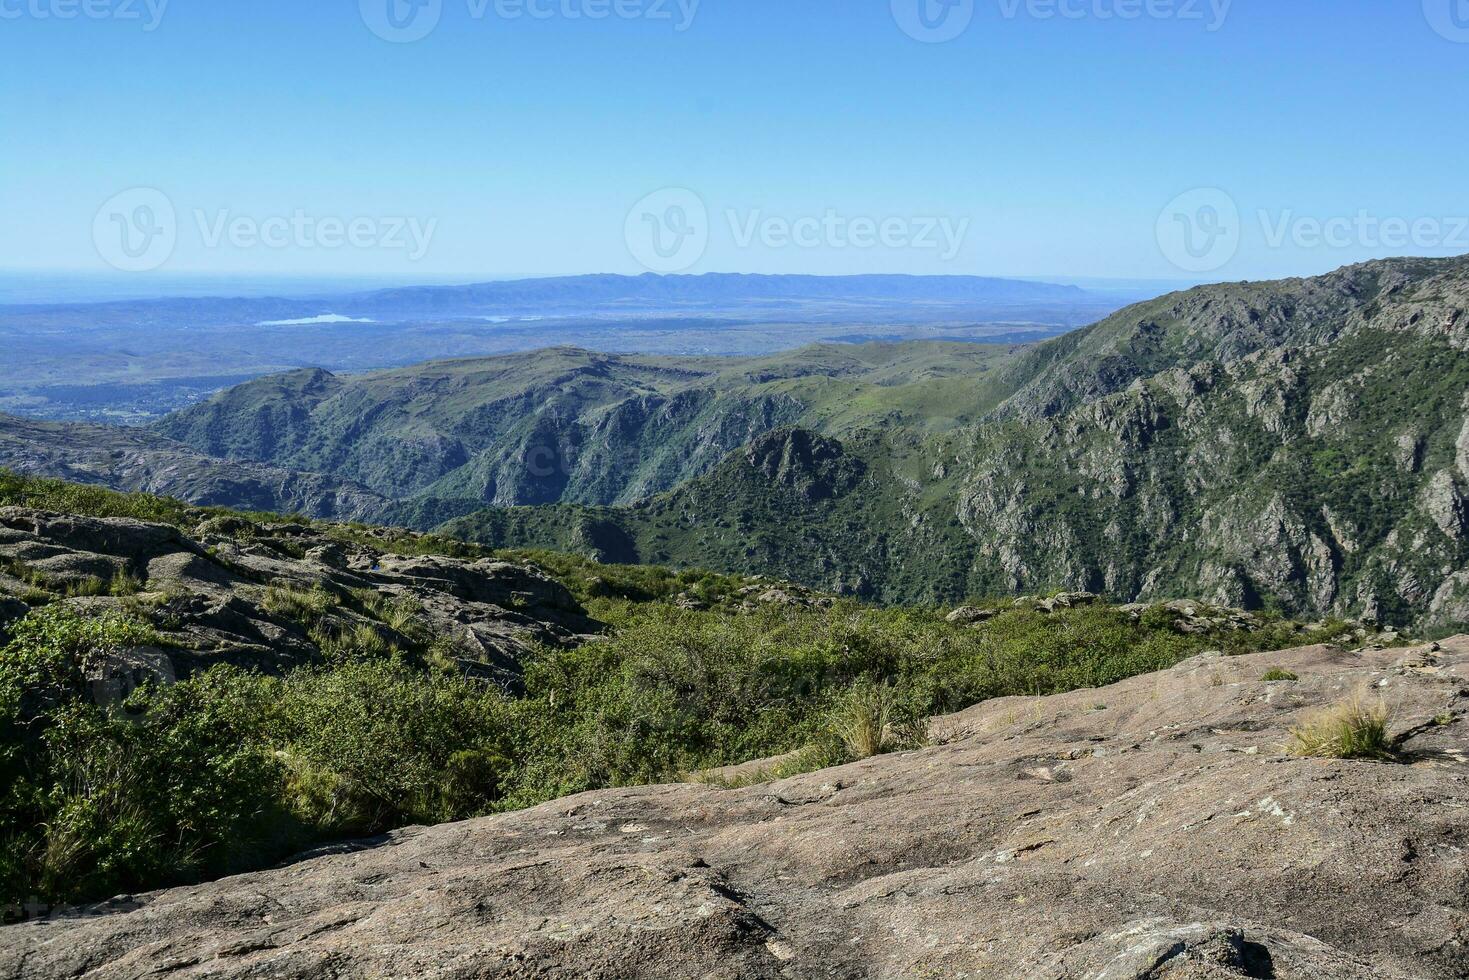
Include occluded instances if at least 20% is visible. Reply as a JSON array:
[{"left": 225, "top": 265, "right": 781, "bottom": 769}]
[{"left": 4, "top": 638, "right": 1468, "bottom": 979}]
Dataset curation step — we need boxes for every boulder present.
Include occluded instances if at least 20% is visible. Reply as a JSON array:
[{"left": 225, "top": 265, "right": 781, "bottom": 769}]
[{"left": 946, "top": 605, "right": 997, "bottom": 625}]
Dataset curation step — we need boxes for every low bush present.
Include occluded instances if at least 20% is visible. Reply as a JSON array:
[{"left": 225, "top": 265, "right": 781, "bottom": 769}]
[
  {"left": 264, "top": 659, "right": 513, "bottom": 834},
  {"left": 1, "top": 609, "right": 286, "bottom": 904}
]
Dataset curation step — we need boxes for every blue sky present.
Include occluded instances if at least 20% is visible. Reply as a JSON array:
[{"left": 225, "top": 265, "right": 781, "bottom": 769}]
[{"left": 2, "top": 0, "right": 1467, "bottom": 283}]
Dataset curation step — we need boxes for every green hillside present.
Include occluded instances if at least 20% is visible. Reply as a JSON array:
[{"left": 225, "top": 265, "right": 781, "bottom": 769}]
[
  {"left": 154, "top": 341, "right": 1024, "bottom": 507},
  {"left": 442, "top": 257, "right": 1469, "bottom": 629}
]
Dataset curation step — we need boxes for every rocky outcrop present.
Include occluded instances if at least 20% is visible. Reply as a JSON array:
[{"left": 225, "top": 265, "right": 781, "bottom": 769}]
[
  {"left": 743, "top": 429, "right": 865, "bottom": 503},
  {"left": 6, "top": 636, "right": 1467, "bottom": 979},
  {"left": 0, "top": 507, "right": 599, "bottom": 683}
]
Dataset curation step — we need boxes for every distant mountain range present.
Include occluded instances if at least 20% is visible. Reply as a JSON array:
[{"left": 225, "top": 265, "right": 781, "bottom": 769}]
[
  {"left": 3, "top": 258, "right": 1467, "bottom": 628},
  {"left": 0, "top": 272, "right": 1101, "bottom": 326},
  {"left": 0, "top": 273, "right": 1127, "bottom": 421}
]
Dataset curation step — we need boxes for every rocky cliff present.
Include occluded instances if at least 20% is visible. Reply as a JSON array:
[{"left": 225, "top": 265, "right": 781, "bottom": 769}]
[{"left": 5, "top": 635, "right": 1466, "bottom": 979}]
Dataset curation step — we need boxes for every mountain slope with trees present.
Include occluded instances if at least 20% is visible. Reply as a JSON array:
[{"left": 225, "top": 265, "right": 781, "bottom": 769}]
[{"left": 443, "top": 257, "right": 1469, "bottom": 629}]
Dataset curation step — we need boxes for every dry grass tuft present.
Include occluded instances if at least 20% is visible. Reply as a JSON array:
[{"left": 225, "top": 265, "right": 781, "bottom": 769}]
[{"left": 1288, "top": 696, "right": 1394, "bottom": 760}]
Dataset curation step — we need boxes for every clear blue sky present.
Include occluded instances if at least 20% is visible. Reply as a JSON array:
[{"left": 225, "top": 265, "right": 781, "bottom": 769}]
[{"left": 2, "top": 0, "right": 1466, "bottom": 282}]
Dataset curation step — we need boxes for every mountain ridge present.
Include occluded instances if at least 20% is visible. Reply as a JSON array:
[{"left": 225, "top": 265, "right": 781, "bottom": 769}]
[
  {"left": 152, "top": 341, "right": 1021, "bottom": 507},
  {"left": 442, "top": 257, "right": 1469, "bottom": 628},
  {"left": 2, "top": 257, "right": 1465, "bottom": 627}
]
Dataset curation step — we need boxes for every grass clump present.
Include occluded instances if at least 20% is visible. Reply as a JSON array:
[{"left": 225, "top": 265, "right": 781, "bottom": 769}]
[
  {"left": 827, "top": 679, "right": 927, "bottom": 761},
  {"left": 1288, "top": 696, "right": 1395, "bottom": 760},
  {"left": 351, "top": 589, "right": 430, "bottom": 644},
  {"left": 309, "top": 623, "right": 397, "bottom": 662},
  {"left": 261, "top": 583, "right": 338, "bottom": 625},
  {"left": 1261, "top": 668, "right": 1299, "bottom": 682},
  {"left": 108, "top": 571, "right": 144, "bottom": 597}
]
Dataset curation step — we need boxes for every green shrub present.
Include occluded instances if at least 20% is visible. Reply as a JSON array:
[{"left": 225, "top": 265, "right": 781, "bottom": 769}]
[
  {"left": 0, "top": 608, "right": 286, "bottom": 904},
  {"left": 264, "top": 660, "right": 512, "bottom": 834},
  {"left": 1261, "top": 668, "right": 1299, "bottom": 682},
  {"left": 1, "top": 604, "right": 523, "bottom": 907}
]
